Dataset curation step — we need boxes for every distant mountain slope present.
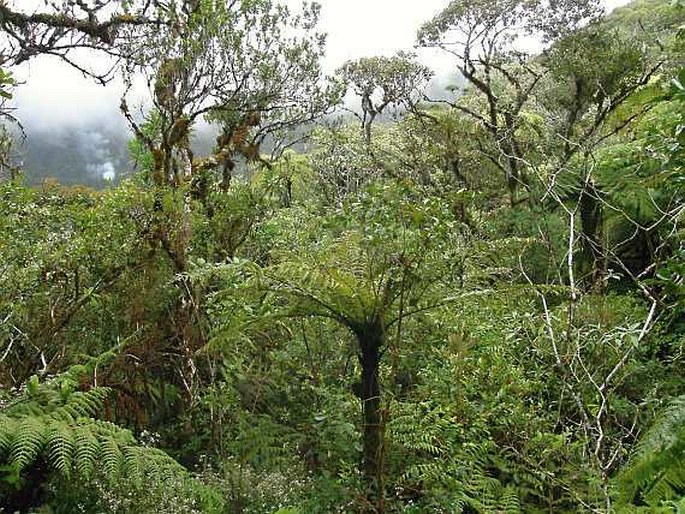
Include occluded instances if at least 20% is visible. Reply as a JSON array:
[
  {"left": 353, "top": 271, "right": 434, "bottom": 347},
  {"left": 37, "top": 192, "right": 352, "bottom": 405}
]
[
  {"left": 17, "top": 120, "right": 131, "bottom": 187},
  {"left": 15, "top": 119, "right": 221, "bottom": 188}
]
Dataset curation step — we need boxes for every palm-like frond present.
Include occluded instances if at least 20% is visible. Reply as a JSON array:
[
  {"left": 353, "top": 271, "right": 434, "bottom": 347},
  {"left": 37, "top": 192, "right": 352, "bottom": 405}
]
[
  {"left": 618, "top": 395, "right": 685, "bottom": 508},
  {"left": 0, "top": 376, "right": 209, "bottom": 500}
]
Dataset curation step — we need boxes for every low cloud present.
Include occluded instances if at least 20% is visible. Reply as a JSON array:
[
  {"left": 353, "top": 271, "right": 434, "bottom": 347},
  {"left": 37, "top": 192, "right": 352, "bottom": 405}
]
[{"left": 87, "top": 161, "right": 116, "bottom": 181}]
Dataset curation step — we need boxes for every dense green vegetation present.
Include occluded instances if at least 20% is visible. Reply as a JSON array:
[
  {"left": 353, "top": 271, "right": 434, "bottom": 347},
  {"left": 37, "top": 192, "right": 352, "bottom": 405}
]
[{"left": 0, "top": 0, "right": 683, "bottom": 512}]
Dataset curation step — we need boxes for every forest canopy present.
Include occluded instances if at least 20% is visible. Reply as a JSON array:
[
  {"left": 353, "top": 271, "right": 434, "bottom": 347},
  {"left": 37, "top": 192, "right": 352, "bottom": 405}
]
[{"left": 0, "top": 0, "right": 684, "bottom": 512}]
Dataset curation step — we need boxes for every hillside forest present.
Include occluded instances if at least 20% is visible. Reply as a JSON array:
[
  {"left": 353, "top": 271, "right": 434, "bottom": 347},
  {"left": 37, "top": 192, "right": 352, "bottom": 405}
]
[{"left": 0, "top": 0, "right": 684, "bottom": 512}]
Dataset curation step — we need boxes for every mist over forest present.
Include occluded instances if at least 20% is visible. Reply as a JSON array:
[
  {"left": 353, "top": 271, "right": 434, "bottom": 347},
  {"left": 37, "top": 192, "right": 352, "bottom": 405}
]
[
  {"left": 13, "top": 116, "right": 223, "bottom": 186},
  {"left": 14, "top": 71, "right": 460, "bottom": 187}
]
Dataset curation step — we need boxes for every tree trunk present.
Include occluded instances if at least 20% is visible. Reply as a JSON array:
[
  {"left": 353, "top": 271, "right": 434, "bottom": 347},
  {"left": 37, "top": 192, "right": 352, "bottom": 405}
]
[
  {"left": 357, "top": 324, "right": 384, "bottom": 513},
  {"left": 363, "top": 114, "right": 376, "bottom": 147},
  {"left": 361, "top": 92, "right": 377, "bottom": 147},
  {"left": 579, "top": 180, "right": 605, "bottom": 290}
]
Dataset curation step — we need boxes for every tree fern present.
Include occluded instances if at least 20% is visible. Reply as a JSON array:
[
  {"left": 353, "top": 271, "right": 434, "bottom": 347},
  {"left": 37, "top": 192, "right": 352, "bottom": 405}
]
[{"left": 618, "top": 395, "right": 685, "bottom": 509}]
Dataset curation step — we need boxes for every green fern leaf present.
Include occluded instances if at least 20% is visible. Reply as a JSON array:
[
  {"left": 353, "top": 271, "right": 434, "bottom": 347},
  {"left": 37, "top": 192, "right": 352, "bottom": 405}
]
[
  {"left": 73, "top": 424, "right": 99, "bottom": 479},
  {"left": 122, "top": 445, "right": 144, "bottom": 485},
  {"left": 52, "top": 388, "right": 110, "bottom": 421},
  {"left": 46, "top": 421, "right": 74, "bottom": 477},
  {"left": 9, "top": 416, "right": 45, "bottom": 470},
  {"left": 0, "top": 377, "right": 216, "bottom": 510},
  {"left": 619, "top": 395, "right": 685, "bottom": 507},
  {"left": 0, "top": 415, "right": 17, "bottom": 453},
  {"left": 99, "top": 435, "right": 123, "bottom": 480},
  {"left": 500, "top": 486, "right": 521, "bottom": 513},
  {"left": 90, "top": 418, "right": 135, "bottom": 443}
]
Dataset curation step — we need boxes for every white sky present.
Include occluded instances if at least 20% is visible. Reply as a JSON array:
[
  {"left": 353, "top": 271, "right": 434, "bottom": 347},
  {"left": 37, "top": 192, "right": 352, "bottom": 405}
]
[{"left": 12, "top": 0, "right": 631, "bottom": 127}]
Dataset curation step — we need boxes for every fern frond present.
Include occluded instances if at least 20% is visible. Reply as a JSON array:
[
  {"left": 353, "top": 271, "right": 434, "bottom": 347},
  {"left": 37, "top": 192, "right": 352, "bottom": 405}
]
[
  {"left": 122, "top": 445, "right": 144, "bottom": 485},
  {"left": 9, "top": 416, "right": 45, "bottom": 470},
  {"left": 89, "top": 418, "right": 135, "bottom": 444},
  {"left": 99, "top": 435, "right": 123, "bottom": 480},
  {"left": 139, "top": 447, "right": 188, "bottom": 482},
  {"left": 500, "top": 486, "right": 522, "bottom": 514},
  {"left": 636, "top": 396, "right": 685, "bottom": 456},
  {"left": 619, "top": 395, "right": 685, "bottom": 507},
  {"left": 51, "top": 388, "right": 111, "bottom": 421},
  {"left": 46, "top": 421, "right": 74, "bottom": 477},
  {"left": 0, "top": 415, "right": 17, "bottom": 452},
  {"left": 0, "top": 376, "right": 218, "bottom": 511},
  {"left": 73, "top": 424, "right": 99, "bottom": 479}
]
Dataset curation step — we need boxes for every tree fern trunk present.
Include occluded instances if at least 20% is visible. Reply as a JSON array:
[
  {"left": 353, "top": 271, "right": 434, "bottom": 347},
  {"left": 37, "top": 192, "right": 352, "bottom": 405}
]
[{"left": 358, "top": 325, "right": 384, "bottom": 513}]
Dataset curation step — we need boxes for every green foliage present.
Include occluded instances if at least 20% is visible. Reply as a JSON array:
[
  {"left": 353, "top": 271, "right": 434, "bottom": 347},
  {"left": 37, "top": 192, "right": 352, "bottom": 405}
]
[
  {"left": 1, "top": 1, "right": 685, "bottom": 513},
  {"left": 418, "top": 0, "right": 601, "bottom": 47},
  {"left": 0, "top": 373, "right": 222, "bottom": 512},
  {"left": 544, "top": 24, "right": 645, "bottom": 112},
  {"left": 338, "top": 53, "right": 432, "bottom": 105},
  {"left": 0, "top": 68, "right": 15, "bottom": 101},
  {"left": 337, "top": 52, "right": 432, "bottom": 143},
  {"left": 0, "top": 180, "right": 166, "bottom": 388},
  {"left": 256, "top": 181, "right": 466, "bottom": 330},
  {"left": 618, "top": 395, "right": 685, "bottom": 509}
]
